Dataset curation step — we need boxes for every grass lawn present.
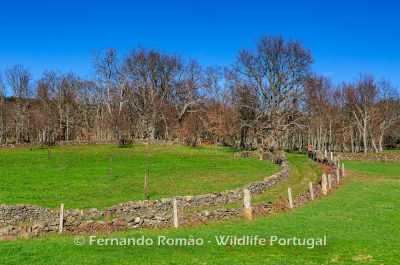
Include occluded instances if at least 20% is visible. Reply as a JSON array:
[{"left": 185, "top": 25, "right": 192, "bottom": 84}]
[
  {"left": 252, "top": 152, "right": 323, "bottom": 203},
  {"left": 0, "top": 145, "right": 278, "bottom": 209},
  {"left": 343, "top": 161, "right": 400, "bottom": 177},
  {"left": 382, "top": 150, "right": 400, "bottom": 153},
  {"left": 0, "top": 158, "right": 399, "bottom": 264},
  {"left": 186, "top": 152, "right": 323, "bottom": 212}
]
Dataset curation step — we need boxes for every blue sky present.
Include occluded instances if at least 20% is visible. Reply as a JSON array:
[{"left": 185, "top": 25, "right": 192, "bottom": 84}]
[{"left": 0, "top": 0, "right": 399, "bottom": 92}]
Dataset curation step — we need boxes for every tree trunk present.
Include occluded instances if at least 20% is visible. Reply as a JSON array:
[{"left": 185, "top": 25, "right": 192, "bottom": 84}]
[
  {"left": 240, "top": 127, "right": 248, "bottom": 149},
  {"left": 363, "top": 118, "right": 368, "bottom": 153},
  {"left": 378, "top": 134, "right": 384, "bottom": 153}
]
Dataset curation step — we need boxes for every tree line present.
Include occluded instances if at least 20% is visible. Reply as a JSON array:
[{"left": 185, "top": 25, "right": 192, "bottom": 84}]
[{"left": 0, "top": 36, "right": 399, "bottom": 152}]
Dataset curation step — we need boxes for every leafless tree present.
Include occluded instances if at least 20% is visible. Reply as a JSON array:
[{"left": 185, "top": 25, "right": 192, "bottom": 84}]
[
  {"left": 173, "top": 60, "right": 204, "bottom": 124},
  {"left": 75, "top": 80, "right": 98, "bottom": 141},
  {"left": 125, "top": 48, "right": 181, "bottom": 140},
  {"left": 0, "top": 73, "right": 6, "bottom": 143},
  {"left": 237, "top": 36, "right": 312, "bottom": 150},
  {"left": 225, "top": 69, "right": 258, "bottom": 148},
  {"left": 345, "top": 74, "right": 377, "bottom": 153},
  {"left": 5, "top": 65, "right": 32, "bottom": 143},
  {"left": 370, "top": 79, "right": 400, "bottom": 152},
  {"left": 93, "top": 48, "right": 127, "bottom": 144},
  {"left": 304, "top": 75, "right": 336, "bottom": 151},
  {"left": 36, "top": 71, "right": 58, "bottom": 144}
]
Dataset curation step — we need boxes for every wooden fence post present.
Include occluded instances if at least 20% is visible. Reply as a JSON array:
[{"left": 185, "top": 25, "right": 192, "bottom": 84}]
[
  {"left": 330, "top": 152, "right": 333, "bottom": 161},
  {"left": 324, "top": 150, "right": 328, "bottom": 158},
  {"left": 321, "top": 174, "right": 328, "bottom": 195},
  {"left": 328, "top": 174, "right": 332, "bottom": 189},
  {"left": 173, "top": 198, "right": 178, "bottom": 228},
  {"left": 243, "top": 188, "right": 252, "bottom": 220},
  {"left": 287, "top": 187, "right": 293, "bottom": 209},
  {"left": 342, "top": 163, "right": 345, "bottom": 177},
  {"left": 309, "top": 181, "right": 314, "bottom": 200},
  {"left": 336, "top": 167, "right": 340, "bottom": 184},
  {"left": 143, "top": 173, "right": 148, "bottom": 199},
  {"left": 59, "top": 203, "right": 64, "bottom": 233}
]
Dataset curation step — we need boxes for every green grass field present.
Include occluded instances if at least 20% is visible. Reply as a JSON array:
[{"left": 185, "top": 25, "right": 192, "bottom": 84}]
[
  {"left": 344, "top": 161, "right": 400, "bottom": 177},
  {"left": 252, "top": 152, "right": 323, "bottom": 203},
  {"left": 0, "top": 145, "right": 278, "bottom": 209},
  {"left": 187, "top": 152, "right": 323, "bottom": 211},
  {"left": 382, "top": 150, "right": 400, "bottom": 153},
  {"left": 0, "top": 159, "right": 399, "bottom": 264}
]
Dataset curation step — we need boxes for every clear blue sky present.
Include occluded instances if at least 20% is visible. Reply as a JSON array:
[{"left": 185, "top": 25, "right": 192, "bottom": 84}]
[{"left": 1, "top": 0, "right": 399, "bottom": 91}]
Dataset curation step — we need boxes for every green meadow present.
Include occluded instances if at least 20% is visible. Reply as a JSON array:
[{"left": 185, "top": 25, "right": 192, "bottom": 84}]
[
  {"left": 0, "top": 145, "right": 399, "bottom": 264},
  {"left": 0, "top": 158, "right": 399, "bottom": 264},
  {"left": 0, "top": 145, "right": 278, "bottom": 209}
]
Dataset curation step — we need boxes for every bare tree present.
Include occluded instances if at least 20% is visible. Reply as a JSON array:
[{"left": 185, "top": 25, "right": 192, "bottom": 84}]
[
  {"left": 237, "top": 36, "right": 312, "bottom": 150},
  {"left": 304, "top": 75, "right": 337, "bottom": 151},
  {"left": 75, "top": 80, "right": 98, "bottom": 141},
  {"left": 225, "top": 69, "right": 258, "bottom": 148},
  {"left": 93, "top": 48, "right": 127, "bottom": 144},
  {"left": 370, "top": 80, "right": 399, "bottom": 152},
  {"left": 202, "top": 67, "right": 234, "bottom": 145},
  {"left": 0, "top": 73, "right": 6, "bottom": 143},
  {"left": 5, "top": 65, "right": 32, "bottom": 143},
  {"left": 125, "top": 48, "right": 181, "bottom": 140},
  {"left": 36, "top": 72, "right": 58, "bottom": 145},
  {"left": 345, "top": 74, "right": 377, "bottom": 153},
  {"left": 60, "top": 74, "right": 78, "bottom": 141},
  {"left": 173, "top": 60, "right": 204, "bottom": 124}
]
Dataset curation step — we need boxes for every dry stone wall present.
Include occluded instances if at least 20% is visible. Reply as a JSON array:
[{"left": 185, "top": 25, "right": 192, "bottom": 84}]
[
  {"left": 0, "top": 204, "right": 57, "bottom": 225},
  {"left": 308, "top": 149, "right": 400, "bottom": 163},
  {"left": 337, "top": 152, "right": 400, "bottom": 162},
  {"left": 307, "top": 150, "right": 337, "bottom": 165}
]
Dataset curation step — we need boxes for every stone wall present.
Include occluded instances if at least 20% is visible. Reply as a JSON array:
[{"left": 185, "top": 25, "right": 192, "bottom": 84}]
[
  {"left": 307, "top": 150, "right": 338, "bottom": 165},
  {"left": 0, "top": 204, "right": 57, "bottom": 225},
  {"left": 308, "top": 149, "right": 400, "bottom": 163},
  {"left": 337, "top": 152, "right": 400, "bottom": 162}
]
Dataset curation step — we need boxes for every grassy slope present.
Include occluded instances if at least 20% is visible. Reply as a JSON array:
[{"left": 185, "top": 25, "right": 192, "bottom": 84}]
[
  {"left": 344, "top": 161, "right": 400, "bottom": 177},
  {"left": 1, "top": 157, "right": 399, "bottom": 264},
  {"left": 188, "top": 152, "right": 322, "bottom": 211},
  {"left": 252, "top": 152, "right": 323, "bottom": 203},
  {"left": 0, "top": 145, "right": 278, "bottom": 209},
  {"left": 382, "top": 150, "right": 400, "bottom": 153}
]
